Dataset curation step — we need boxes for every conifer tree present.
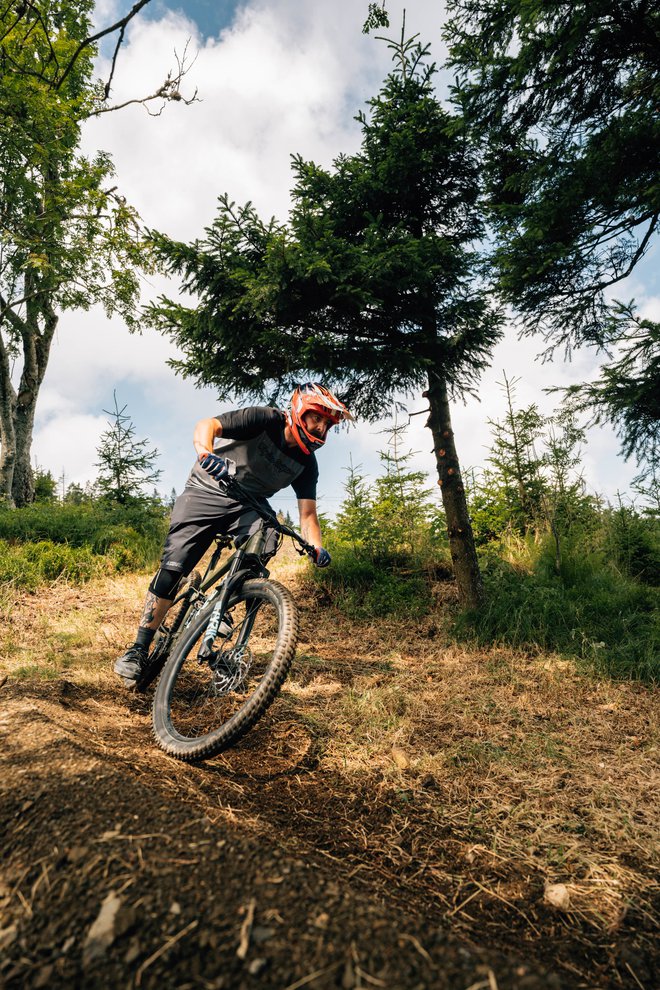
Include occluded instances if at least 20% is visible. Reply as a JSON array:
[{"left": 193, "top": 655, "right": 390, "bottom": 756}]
[
  {"left": 444, "top": 0, "right": 660, "bottom": 473},
  {"left": 95, "top": 393, "right": 161, "bottom": 504},
  {"left": 486, "top": 374, "right": 545, "bottom": 532},
  {"left": 148, "top": 33, "right": 501, "bottom": 607}
]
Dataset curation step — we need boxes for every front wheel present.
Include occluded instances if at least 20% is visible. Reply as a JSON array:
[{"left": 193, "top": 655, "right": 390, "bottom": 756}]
[{"left": 152, "top": 579, "right": 299, "bottom": 761}]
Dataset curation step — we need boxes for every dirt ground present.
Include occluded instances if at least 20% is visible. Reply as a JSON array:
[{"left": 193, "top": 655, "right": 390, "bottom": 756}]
[{"left": 1, "top": 556, "right": 658, "bottom": 990}]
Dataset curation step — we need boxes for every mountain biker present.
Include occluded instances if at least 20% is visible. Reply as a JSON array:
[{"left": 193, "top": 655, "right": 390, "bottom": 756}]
[{"left": 114, "top": 383, "right": 353, "bottom": 686}]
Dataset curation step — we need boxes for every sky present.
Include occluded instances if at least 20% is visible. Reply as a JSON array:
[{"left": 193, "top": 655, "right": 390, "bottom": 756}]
[{"left": 30, "top": 0, "right": 659, "bottom": 515}]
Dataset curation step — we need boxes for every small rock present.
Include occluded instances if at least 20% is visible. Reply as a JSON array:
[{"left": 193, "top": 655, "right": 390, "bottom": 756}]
[
  {"left": 252, "top": 926, "right": 275, "bottom": 944},
  {"left": 66, "top": 846, "right": 88, "bottom": 864},
  {"left": 169, "top": 901, "right": 182, "bottom": 915},
  {"left": 544, "top": 882, "right": 571, "bottom": 910},
  {"left": 391, "top": 746, "right": 411, "bottom": 770},
  {"left": 82, "top": 891, "right": 122, "bottom": 967}
]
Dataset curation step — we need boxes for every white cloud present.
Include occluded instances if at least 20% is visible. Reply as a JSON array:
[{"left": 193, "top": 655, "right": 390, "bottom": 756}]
[
  {"left": 33, "top": 413, "right": 109, "bottom": 488},
  {"left": 640, "top": 295, "right": 660, "bottom": 321}
]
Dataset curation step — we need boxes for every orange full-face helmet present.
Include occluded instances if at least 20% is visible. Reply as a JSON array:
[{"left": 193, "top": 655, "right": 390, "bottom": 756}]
[{"left": 288, "top": 383, "right": 354, "bottom": 454}]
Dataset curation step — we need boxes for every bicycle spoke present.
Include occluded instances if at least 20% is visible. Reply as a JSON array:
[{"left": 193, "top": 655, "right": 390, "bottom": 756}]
[{"left": 166, "top": 596, "right": 281, "bottom": 741}]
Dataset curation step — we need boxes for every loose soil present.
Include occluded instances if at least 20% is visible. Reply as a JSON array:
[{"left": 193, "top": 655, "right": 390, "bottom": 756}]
[{"left": 1, "top": 553, "right": 658, "bottom": 990}]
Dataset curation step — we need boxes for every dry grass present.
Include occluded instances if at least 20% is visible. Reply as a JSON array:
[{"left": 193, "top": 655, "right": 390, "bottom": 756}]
[
  {"left": 1, "top": 544, "right": 658, "bottom": 975},
  {"left": 277, "top": 552, "right": 660, "bottom": 945}
]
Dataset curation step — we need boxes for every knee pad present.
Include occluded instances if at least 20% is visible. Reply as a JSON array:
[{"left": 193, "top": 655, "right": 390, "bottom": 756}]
[{"left": 149, "top": 568, "right": 183, "bottom": 601}]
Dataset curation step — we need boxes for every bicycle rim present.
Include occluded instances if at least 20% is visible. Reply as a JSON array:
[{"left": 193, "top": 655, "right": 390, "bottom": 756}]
[{"left": 152, "top": 579, "right": 298, "bottom": 761}]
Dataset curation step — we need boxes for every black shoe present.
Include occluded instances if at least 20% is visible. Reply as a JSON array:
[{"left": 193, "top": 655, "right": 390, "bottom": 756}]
[{"left": 114, "top": 645, "right": 149, "bottom": 686}]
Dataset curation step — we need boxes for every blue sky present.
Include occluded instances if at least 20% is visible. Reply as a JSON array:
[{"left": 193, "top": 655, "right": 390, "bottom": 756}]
[
  {"left": 31, "top": 0, "right": 659, "bottom": 513},
  {"left": 138, "top": 0, "right": 238, "bottom": 37}
]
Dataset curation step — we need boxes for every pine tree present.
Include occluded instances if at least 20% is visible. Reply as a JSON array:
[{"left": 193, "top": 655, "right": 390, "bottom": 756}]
[
  {"left": 371, "top": 423, "right": 434, "bottom": 565},
  {"left": 486, "top": 374, "right": 545, "bottom": 533},
  {"left": 33, "top": 466, "right": 58, "bottom": 503},
  {"left": 444, "top": 1, "right": 660, "bottom": 473},
  {"left": 148, "top": 33, "right": 502, "bottom": 607},
  {"left": 95, "top": 393, "right": 161, "bottom": 504},
  {"left": 334, "top": 457, "right": 377, "bottom": 561}
]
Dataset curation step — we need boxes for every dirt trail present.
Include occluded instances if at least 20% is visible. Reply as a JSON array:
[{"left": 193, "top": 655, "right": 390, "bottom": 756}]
[{"left": 1, "top": 565, "right": 658, "bottom": 989}]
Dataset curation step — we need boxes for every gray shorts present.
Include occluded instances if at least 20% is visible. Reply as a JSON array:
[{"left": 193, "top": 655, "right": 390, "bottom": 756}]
[{"left": 158, "top": 483, "right": 278, "bottom": 576}]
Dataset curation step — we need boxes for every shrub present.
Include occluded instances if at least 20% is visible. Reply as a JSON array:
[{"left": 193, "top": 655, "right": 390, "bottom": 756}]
[
  {"left": 455, "top": 535, "right": 659, "bottom": 681},
  {"left": 0, "top": 501, "right": 168, "bottom": 593},
  {"left": 0, "top": 502, "right": 167, "bottom": 567},
  {"left": 602, "top": 503, "right": 660, "bottom": 585}
]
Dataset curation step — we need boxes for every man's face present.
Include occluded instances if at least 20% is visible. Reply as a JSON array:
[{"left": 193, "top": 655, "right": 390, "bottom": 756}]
[{"left": 302, "top": 410, "right": 335, "bottom": 442}]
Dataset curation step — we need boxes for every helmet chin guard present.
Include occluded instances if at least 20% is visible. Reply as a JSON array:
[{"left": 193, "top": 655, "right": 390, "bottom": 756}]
[{"left": 288, "top": 383, "right": 353, "bottom": 455}]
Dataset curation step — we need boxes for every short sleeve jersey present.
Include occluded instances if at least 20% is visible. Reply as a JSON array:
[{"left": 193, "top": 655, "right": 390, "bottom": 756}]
[{"left": 187, "top": 407, "right": 318, "bottom": 500}]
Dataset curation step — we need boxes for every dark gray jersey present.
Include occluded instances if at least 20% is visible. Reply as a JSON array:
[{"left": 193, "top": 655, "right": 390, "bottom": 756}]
[{"left": 187, "top": 406, "right": 318, "bottom": 499}]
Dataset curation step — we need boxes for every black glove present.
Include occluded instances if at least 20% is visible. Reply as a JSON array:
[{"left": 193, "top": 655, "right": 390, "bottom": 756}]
[
  {"left": 312, "top": 547, "right": 331, "bottom": 568},
  {"left": 198, "top": 451, "right": 229, "bottom": 481}
]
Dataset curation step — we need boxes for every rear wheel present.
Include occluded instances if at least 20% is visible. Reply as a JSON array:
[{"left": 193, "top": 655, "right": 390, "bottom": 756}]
[{"left": 151, "top": 578, "right": 298, "bottom": 761}]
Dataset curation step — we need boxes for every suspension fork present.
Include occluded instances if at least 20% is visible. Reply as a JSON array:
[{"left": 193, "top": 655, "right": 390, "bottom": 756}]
[
  {"left": 197, "top": 548, "right": 246, "bottom": 661},
  {"left": 197, "top": 526, "right": 270, "bottom": 662}
]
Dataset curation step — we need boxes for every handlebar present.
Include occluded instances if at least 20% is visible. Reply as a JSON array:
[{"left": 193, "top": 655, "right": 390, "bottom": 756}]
[{"left": 219, "top": 476, "right": 316, "bottom": 558}]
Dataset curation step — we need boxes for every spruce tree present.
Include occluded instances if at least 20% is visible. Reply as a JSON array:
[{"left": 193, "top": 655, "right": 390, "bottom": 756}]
[
  {"left": 95, "top": 393, "right": 161, "bottom": 505},
  {"left": 148, "top": 34, "right": 501, "bottom": 607},
  {"left": 444, "top": 0, "right": 660, "bottom": 474}
]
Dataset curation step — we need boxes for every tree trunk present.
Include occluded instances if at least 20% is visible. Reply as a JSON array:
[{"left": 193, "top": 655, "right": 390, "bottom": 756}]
[
  {"left": 4, "top": 284, "right": 60, "bottom": 507},
  {"left": 11, "top": 395, "right": 37, "bottom": 506},
  {"left": 426, "top": 372, "right": 484, "bottom": 609},
  {"left": 0, "top": 321, "right": 18, "bottom": 506}
]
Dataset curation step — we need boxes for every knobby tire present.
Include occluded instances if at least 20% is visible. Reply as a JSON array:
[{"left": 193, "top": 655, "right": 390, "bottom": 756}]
[{"left": 151, "top": 578, "right": 298, "bottom": 761}]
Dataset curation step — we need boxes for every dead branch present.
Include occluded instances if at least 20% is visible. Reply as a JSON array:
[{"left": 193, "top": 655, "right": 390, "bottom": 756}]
[{"left": 93, "top": 41, "right": 200, "bottom": 118}]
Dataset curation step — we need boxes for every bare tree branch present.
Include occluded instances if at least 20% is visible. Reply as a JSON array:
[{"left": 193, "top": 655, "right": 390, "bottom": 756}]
[
  {"left": 56, "top": 0, "right": 152, "bottom": 92},
  {"left": 93, "top": 40, "right": 199, "bottom": 117}
]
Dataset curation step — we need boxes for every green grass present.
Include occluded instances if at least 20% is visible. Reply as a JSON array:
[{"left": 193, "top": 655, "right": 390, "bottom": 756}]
[
  {"left": 454, "top": 541, "right": 660, "bottom": 682},
  {"left": 0, "top": 501, "right": 167, "bottom": 562},
  {"left": 313, "top": 553, "right": 435, "bottom": 619},
  {"left": 0, "top": 502, "right": 168, "bottom": 594}
]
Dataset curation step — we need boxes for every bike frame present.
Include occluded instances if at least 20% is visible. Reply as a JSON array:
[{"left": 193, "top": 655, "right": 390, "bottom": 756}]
[{"left": 139, "top": 479, "right": 315, "bottom": 690}]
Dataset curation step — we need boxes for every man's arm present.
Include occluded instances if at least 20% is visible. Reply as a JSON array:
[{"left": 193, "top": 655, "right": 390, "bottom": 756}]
[
  {"left": 193, "top": 417, "right": 222, "bottom": 457},
  {"left": 298, "top": 498, "right": 323, "bottom": 548}
]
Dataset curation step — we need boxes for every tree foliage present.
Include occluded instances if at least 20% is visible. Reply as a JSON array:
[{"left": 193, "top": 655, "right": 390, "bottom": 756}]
[
  {"left": 95, "top": 393, "right": 161, "bottom": 504},
  {"left": 0, "top": 0, "right": 194, "bottom": 507},
  {"left": 444, "top": 1, "right": 660, "bottom": 474},
  {"left": 318, "top": 426, "right": 448, "bottom": 619},
  {"left": 467, "top": 378, "right": 595, "bottom": 552},
  {"left": 558, "top": 303, "right": 660, "bottom": 476},
  {"left": 444, "top": 0, "right": 659, "bottom": 341},
  {"left": 0, "top": 1, "right": 150, "bottom": 506},
  {"left": 149, "top": 36, "right": 499, "bottom": 417}
]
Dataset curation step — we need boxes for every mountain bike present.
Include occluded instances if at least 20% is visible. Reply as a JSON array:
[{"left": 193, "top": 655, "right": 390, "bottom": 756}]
[{"left": 138, "top": 478, "right": 316, "bottom": 762}]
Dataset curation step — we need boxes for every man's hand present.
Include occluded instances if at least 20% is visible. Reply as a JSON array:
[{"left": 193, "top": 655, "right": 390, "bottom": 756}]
[
  {"left": 312, "top": 546, "right": 331, "bottom": 568},
  {"left": 198, "top": 451, "right": 229, "bottom": 481}
]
